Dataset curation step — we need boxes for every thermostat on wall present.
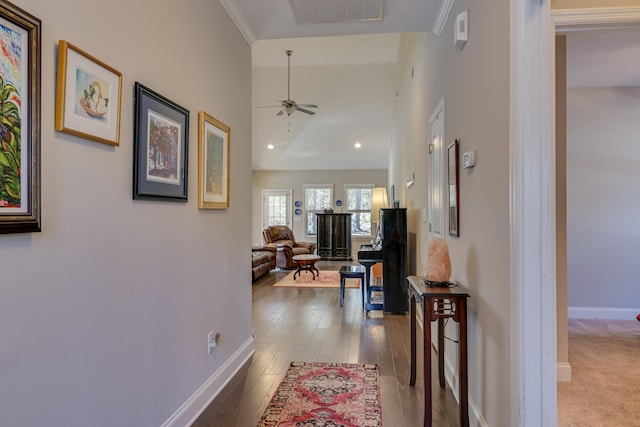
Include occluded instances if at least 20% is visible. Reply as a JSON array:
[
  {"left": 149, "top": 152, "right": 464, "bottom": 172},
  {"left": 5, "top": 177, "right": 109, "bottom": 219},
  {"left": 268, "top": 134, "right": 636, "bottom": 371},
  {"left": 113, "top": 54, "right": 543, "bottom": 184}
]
[
  {"left": 462, "top": 150, "right": 476, "bottom": 168},
  {"left": 455, "top": 9, "right": 469, "bottom": 49}
]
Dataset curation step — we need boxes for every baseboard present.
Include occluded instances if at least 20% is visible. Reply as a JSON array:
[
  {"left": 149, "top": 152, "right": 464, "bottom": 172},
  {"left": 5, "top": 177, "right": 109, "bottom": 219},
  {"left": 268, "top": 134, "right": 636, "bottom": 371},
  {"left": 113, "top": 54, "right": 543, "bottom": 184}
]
[
  {"left": 441, "top": 347, "right": 488, "bottom": 427},
  {"left": 568, "top": 306, "right": 640, "bottom": 320},
  {"left": 557, "top": 362, "right": 572, "bottom": 382},
  {"left": 161, "top": 336, "right": 255, "bottom": 427}
]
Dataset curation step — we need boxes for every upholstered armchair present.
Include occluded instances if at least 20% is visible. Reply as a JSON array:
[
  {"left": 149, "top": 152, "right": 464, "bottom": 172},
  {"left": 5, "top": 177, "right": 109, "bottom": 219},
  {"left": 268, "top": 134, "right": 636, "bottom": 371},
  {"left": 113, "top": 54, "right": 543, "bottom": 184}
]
[{"left": 262, "top": 225, "right": 317, "bottom": 269}]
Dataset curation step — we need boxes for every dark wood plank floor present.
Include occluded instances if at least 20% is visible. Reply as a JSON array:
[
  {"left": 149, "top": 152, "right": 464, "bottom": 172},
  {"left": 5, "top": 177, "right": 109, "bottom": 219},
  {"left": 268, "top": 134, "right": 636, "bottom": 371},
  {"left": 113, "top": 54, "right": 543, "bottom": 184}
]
[{"left": 193, "top": 261, "right": 461, "bottom": 426}]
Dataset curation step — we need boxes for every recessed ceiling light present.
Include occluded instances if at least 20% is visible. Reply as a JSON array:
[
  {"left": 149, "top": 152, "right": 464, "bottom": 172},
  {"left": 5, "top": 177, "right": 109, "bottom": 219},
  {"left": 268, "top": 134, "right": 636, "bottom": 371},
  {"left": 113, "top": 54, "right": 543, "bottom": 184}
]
[
  {"left": 354, "top": 142, "right": 362, "bottom": 149},
  {"left": 267, "top": 144, "right": 274, "bottom": 150}
]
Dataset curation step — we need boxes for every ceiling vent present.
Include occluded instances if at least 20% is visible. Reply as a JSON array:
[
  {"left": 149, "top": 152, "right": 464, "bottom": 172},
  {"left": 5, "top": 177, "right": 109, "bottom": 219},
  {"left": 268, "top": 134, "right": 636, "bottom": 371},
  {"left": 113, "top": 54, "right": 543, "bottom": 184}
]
[{"left": 289, "top": 0, "right": 385, "bottom": 24}]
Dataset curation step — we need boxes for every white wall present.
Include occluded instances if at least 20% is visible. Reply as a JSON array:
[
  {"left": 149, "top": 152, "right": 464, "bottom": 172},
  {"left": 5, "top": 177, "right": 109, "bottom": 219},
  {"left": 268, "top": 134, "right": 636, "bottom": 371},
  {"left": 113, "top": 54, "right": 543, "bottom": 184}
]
[
  {"left": 566, "top": 87, "right": 640, "bottom": 315},
  {"left": 0, "top": 1, "right": 252, "bottom": 426},
  {"left": 252, "top": 169, "right": 387, "bottom": 253},
  {"left": 390, "top": 0, "right": 511, "bottom": 425}
]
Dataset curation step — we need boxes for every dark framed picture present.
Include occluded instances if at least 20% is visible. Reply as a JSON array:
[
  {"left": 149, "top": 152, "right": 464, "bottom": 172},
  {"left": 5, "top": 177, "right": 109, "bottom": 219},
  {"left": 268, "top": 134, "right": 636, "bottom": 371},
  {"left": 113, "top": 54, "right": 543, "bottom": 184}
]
[
  {"left": 447, "top": 139, "right": 460, "bottom": 237},
  {"left": 198, "top": 111, "right": 230, "bottom": 209},
  {"left": 0, "top": 1, "right": 41, "bottom": 234},
  {"left": 54, "top": 40, "right": 122, "bottom": 146},
  {"left": 133, "top": 82, "right": 189, "bottom": 201}
]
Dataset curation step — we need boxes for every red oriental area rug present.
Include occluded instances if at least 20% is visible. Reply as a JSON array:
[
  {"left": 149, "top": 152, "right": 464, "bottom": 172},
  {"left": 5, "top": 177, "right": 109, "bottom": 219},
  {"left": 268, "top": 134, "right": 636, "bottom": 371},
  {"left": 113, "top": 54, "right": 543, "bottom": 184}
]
[
  {"left": 272, "top": 270, "right": 361, "bottom": 289},
  {"left": 258, "top": 361, "right": 382, "bottom": 427}
]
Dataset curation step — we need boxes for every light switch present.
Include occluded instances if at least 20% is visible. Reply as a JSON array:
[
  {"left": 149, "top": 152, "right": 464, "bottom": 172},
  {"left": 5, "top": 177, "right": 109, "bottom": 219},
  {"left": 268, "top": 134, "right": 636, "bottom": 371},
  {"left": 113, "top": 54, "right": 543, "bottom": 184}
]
[{"left": 421, "top": 209, "right": 427, "bottom": 223}]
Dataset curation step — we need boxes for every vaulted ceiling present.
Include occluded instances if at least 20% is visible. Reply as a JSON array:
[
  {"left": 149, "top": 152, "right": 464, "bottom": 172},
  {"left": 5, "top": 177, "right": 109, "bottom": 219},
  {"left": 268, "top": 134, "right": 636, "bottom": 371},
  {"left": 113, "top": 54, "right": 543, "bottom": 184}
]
[{"left": 219, "top": 0, "right": 452, "bottom": 170}]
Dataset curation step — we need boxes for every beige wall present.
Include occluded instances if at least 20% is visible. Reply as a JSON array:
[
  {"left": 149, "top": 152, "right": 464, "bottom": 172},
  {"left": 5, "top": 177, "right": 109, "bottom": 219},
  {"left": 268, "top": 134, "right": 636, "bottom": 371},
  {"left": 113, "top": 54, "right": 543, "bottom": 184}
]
[
  {"left": 390, "top": 0, "right": 511, "bottom": 424},
  {"left": 566, "top": 87, "right": 640, "bottom": 309},
  {"left": 0, "top": 1, "right": 252, "bottom": 425},
  {"left": 252, "top": 169, "right": 387, "bottom": 255}
]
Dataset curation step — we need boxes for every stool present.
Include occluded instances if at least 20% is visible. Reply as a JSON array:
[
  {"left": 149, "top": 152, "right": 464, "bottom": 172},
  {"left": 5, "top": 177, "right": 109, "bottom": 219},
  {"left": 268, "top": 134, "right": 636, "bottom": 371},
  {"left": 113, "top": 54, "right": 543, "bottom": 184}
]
[
  {"left": 339, "top": 265, "right": 366, "bottom": 307},
  {"left": 372, "top": 262, "right": 383, "bottom": 285}
]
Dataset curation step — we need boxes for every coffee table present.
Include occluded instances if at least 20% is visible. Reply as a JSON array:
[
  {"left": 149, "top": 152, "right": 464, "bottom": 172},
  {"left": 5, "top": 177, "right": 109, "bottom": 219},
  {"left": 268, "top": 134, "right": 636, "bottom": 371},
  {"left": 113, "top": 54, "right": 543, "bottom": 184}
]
[{"left": 292, "top": 254, "right": 321, "bottom": 280}]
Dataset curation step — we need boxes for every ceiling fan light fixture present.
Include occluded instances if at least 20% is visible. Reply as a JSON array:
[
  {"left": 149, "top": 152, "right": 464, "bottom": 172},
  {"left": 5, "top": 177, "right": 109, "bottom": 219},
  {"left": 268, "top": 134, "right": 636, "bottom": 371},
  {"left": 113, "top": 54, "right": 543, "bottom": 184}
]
[{"left": 257, "top": 49, "right": 318, "bottom": 119}]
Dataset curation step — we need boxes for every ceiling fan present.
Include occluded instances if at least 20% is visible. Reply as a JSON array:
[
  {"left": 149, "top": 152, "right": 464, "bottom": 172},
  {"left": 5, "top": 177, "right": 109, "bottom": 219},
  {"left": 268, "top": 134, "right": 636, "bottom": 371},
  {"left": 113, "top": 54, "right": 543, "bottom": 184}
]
[{"left": 260, "top": 50, "right": 318, "bottom": 117}]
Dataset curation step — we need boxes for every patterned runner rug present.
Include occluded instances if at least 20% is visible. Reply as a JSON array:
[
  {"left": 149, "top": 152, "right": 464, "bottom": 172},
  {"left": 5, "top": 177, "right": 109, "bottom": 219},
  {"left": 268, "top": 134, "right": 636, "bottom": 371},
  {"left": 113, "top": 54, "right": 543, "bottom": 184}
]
[
  {"left": 258, "top": 361, "right": 382, "bottom": 426},
  {"left": 272, "top": 270, "right": 360, "bottom": 289}
]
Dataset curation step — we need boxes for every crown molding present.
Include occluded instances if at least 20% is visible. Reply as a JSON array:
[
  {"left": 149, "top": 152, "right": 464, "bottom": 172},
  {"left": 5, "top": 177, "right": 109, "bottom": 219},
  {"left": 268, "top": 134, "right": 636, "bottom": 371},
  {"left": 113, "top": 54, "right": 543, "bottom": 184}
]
[
  {"left": 219, "top": 0, "right": 256, "bottom": 45},
  {"left": 553, "top": 6, "right": 640, "bottom": 32},
  {"left": 432, "top": 0, "right": 454, "bottom": 37}
]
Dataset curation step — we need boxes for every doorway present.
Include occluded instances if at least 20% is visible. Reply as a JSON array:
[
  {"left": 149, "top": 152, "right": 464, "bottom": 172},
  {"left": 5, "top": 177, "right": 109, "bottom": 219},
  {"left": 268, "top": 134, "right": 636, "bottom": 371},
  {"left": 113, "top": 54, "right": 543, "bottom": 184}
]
[
  {"left": 512, "top": 4, "right": 640, "bottom": 426},
  {"left": 262, "top": 189, "right": 292, "bottom": 228}
]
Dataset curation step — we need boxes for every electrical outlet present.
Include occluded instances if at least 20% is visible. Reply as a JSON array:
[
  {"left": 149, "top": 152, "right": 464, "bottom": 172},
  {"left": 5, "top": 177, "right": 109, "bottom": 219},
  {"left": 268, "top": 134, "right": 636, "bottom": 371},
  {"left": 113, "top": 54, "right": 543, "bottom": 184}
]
[{"left": 208, "top": 331, "right": 221, "bottom": 354}]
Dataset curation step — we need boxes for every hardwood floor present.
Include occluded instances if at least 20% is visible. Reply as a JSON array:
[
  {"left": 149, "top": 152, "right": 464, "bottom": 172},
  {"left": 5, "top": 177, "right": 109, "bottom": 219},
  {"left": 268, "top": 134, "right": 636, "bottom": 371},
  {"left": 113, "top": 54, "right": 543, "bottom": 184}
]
[{"left": 193, "top": 261, "right": 461, "bottom": 426}]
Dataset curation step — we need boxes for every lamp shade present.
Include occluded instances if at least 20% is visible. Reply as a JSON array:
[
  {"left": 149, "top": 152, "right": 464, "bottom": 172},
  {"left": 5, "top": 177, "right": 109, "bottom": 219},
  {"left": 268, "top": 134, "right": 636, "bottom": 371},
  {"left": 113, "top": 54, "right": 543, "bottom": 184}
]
[{"left": 370, "top": 187, "right": 389, "bottom": 222}]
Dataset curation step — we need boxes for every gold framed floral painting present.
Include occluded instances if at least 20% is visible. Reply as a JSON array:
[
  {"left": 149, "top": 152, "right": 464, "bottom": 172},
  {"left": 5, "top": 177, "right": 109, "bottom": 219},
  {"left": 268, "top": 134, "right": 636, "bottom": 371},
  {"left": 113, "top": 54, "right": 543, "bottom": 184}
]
[
  {"left": 198, "top": 112, "right": 230, "bottom": 209},
  {"left": 55, "top": 40, "right": 122, "bottom": 146}
]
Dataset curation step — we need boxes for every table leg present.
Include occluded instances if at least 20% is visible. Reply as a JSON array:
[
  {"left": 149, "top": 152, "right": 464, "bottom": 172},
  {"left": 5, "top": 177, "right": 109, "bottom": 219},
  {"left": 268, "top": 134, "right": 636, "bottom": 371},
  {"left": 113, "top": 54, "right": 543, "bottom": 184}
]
[
  {"left": 311, "top": 264, "right": 319, "bottom": 279},
  {"left": 364, "top": 264, "right": 372, "bottom": 305},
  {"left": 438, "top": 315, "right": 445, "bottom": 388},
  {"left": 340, "top": 276, "right": 345, "bottom": 307},
  {"left": 424, "top": 297, "right": 432, "bottom": 427},
  {"left": 410, "top": 294, "right": 417, "bottom": 386},
  {"left": 459, "top": 297, "right": 469, "bottom": 427}
]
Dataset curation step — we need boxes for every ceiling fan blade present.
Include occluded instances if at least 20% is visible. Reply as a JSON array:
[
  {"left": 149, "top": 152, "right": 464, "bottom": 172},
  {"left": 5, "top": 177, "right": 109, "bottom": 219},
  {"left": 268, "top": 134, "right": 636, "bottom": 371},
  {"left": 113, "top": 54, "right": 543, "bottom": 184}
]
[
  {"left": 276, "top": 110, "right": 284, "bottom": 116},
  {"left": 256, "top": 105, "right": 281, "bottom": 109},
  {"left": 296, "top": 104, "right": 318, "bottom": 108},
  {"left": 295, "top": 106, "right": 316, "bottom": 115}
]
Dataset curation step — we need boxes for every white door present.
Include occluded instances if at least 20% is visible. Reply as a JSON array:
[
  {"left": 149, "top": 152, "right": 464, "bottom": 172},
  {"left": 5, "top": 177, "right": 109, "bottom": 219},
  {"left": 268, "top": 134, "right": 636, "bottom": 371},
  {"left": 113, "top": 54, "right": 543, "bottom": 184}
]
[
  {"left": 428, "top": 98, "right": 445, "bottom": 241},
  {"left": 262, "top": 189, "right": 292, "bottom": 228},
  {"left": 427, "top": 99, "right": 446, "bottom": 349}
]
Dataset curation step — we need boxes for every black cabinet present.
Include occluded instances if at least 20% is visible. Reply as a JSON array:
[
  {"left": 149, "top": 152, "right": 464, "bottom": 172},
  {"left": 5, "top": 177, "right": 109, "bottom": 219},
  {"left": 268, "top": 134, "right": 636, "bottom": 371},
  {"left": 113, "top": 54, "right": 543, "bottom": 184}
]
[{"left": 316, "top": 213, "right": 352, "bottom": 260}]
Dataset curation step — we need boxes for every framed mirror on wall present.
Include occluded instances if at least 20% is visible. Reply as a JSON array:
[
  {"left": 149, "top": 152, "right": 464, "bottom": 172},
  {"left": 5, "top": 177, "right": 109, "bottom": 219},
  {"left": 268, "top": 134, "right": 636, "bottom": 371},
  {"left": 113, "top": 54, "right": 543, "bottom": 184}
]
[{"left": 447, "top": 140, "right": 460, "bottom": 237}]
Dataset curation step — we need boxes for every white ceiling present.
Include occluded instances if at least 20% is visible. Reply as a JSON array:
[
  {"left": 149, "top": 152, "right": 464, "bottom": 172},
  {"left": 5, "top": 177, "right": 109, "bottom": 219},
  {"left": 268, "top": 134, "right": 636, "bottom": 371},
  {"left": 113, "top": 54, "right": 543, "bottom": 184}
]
[
  {"left": 220, "top": 0, "right": 445, "bottom": 42},
  {"left": 220, "top": 0, "right": 449, "bottom": 170},
  {"left": 252, "top": 34, "right": 401, "bottom": 170}
]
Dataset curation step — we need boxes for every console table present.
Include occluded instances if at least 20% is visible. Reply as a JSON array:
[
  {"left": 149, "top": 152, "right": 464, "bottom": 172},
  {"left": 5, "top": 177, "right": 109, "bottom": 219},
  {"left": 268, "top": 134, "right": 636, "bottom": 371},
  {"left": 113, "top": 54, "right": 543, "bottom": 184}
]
[{"left": 407, "top": 276, "right": 470, "bottom": 427}]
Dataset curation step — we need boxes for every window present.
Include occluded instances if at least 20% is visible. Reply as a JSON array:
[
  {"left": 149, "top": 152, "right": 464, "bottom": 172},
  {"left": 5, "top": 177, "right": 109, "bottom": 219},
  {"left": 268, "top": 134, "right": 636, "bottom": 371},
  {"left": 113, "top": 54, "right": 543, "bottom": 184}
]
[
  {"left": 304, "top": 184, "right": 333, "bottom": 235},
  {"left": 345, "top": 184, "right": 373, "bottom": 236},
  {"left": 262, "top": 189, "right": 291, "bottom": 228}
]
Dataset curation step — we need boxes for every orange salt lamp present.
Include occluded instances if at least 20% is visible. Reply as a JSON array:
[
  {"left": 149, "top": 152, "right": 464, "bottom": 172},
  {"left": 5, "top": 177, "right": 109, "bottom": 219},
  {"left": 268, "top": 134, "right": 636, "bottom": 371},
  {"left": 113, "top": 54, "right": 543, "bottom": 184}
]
[{"left": 425, "top": 238, "right": 451, "bottom": 283}]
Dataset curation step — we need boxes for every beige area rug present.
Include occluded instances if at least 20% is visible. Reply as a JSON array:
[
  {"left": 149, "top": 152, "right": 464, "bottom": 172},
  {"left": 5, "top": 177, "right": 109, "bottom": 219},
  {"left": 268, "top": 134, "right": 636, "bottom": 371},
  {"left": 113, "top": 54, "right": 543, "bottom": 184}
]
[
  {"left": 273, "top": 270, "right": 361, "bottom": 289},
  {"left": 558, "top": 319, "right": 640, "bottom": 427}
]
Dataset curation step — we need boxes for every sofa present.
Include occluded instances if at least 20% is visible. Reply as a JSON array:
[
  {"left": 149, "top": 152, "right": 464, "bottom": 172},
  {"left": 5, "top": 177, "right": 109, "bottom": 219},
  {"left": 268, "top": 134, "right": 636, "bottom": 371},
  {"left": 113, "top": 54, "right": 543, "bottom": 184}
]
[
  {"left": 252, "top": 245, "right": 276, "bottom": 281},
  {"left": 262, "top": 225, "right": 316, "bottom": 270}
]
